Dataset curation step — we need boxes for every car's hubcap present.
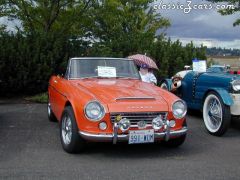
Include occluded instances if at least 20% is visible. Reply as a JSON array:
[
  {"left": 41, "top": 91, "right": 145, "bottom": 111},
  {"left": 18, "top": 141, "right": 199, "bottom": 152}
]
[
  {"left": 62, "top": 115, "right": 72, "bottom": 145},
  {"left": 204, "top": 95, "right": 222, "bottom": 133}
]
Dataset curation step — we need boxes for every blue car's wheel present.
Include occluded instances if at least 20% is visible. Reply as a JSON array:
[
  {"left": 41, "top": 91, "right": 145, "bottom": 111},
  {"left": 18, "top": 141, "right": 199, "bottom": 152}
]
[{"left": 203, "top": 92, "right": 231, "bottom": 136}]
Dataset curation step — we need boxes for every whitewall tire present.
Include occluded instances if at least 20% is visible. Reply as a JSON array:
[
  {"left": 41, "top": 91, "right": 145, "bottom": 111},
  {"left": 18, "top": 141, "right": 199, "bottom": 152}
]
[{"left": 203, "top": 92, "right": 231, "bottom": 136}]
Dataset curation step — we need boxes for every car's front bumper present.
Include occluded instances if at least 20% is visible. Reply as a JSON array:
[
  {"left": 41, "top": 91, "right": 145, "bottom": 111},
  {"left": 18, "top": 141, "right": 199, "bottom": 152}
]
[
  {"left": 79, "top": 127, "right": 187, "bottom": 144},
  {"left": 230, "top": 93, "right": 240, "bottom": 115}
]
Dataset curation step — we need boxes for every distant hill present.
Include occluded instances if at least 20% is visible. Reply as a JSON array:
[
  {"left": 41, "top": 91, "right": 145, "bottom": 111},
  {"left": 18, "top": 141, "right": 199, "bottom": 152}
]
[{"left": 206, "top": 47, "right": 240, "bottom": 56}]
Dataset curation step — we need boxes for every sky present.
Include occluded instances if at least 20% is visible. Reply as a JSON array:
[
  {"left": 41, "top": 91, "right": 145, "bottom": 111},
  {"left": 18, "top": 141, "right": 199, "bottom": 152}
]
[
  {"left": 153, "top": 0, "right": 240, "bottom": 49},
  {"left": 1, "top": 0, "right": 240, "bottom": 49}
]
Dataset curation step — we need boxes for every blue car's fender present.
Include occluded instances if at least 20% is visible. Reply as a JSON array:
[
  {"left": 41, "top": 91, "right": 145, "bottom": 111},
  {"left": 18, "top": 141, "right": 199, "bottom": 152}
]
[{"left": 203, "top": 88, "right": 233, "bottom": 106}]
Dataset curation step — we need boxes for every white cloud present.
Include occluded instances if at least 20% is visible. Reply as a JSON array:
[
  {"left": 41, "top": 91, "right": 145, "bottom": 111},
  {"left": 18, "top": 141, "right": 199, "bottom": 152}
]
[
  {"left": 170, "top": 36, "right": 240, "bottom": 49},
  {"left": 153, "top": 0, "right": 240, "bottom": 48}
]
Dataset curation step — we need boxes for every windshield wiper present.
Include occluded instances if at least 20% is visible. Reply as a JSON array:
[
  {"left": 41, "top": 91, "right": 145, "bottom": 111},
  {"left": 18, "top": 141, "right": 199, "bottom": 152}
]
[
  {"left": 82, "top": 76, "right": 113, "bottom": 79},
  {"left": 81, "top": 76, "right": 139, "bottom": 80},
  {"left": 115, "top": 76, "right": 139, "bottom": 79}
]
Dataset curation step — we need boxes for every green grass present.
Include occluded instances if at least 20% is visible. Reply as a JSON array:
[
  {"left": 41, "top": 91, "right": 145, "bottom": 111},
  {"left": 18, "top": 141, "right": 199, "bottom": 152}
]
[{"left": 25, "top": 92, "right": 48, "bottom": 103}]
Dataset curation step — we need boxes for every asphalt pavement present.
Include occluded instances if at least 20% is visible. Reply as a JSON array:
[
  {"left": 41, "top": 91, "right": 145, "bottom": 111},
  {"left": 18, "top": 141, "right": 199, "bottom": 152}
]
[{"left": 0, "top": 101, "right": 240, "bottom": 180}]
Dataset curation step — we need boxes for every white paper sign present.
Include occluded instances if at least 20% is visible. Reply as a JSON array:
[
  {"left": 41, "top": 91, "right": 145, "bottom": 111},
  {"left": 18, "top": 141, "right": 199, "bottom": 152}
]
[
  {"left": 98, "top": 66, "right": 116, "bottom": 77},
  {"left": 192, "top": 59, "right": 206, "bottom": 72}
]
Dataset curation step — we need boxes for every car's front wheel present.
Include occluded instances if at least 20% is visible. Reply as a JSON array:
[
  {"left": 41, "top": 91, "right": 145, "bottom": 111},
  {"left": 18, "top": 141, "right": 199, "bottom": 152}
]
[
  {"left": 203, "top": 92, "right": 231, "bottom": 136},
  {"left": 47, "top": 102, "right": 57, "bottom": 122},
  {"left": 60, "top": 106, "right": 85, "bottom": 153}
]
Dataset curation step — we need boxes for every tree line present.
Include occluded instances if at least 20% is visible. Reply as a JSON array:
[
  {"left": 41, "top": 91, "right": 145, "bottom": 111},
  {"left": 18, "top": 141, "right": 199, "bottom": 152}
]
[
  {"left": 0, "top": 0, "right": 206, "bottom": 95},
  {"left": 207, "top": 47, "right": 240, "bottom": 56}
]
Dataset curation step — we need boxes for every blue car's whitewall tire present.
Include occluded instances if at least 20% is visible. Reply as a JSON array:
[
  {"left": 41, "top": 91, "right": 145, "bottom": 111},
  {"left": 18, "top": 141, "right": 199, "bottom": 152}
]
[{"left": 203, "top": 92, "right": 231, "bottom": 136}]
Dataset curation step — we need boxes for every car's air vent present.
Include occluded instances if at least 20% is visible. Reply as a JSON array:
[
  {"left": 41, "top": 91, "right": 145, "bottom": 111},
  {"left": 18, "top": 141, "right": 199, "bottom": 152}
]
[{"left": 110, "top": 112, "right": 167, "bottom": 126}]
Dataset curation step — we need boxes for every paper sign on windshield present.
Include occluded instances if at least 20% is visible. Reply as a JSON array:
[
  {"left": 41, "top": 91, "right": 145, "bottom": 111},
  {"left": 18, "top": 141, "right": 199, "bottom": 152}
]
[
  {"left": 98, "top": 66, "right": 116, "bottom": 77},
  {"left": 192, "top": 59, "right": 206, "bottom": 72}
]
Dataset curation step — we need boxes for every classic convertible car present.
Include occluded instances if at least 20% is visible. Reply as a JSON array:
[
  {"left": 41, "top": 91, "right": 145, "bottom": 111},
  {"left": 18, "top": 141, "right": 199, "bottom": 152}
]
[
  {"left": 48, "top": 57, "right": 187, "bottom": 153},
  {"left": 160, "top": 67, "right": 240, "bottom": 136}
]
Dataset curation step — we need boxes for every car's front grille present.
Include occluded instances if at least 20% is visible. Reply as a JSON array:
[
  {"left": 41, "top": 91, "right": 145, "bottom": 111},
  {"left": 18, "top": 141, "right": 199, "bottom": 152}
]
[{"left": 110, "top": 112, "right": 167, "bottom": 126}]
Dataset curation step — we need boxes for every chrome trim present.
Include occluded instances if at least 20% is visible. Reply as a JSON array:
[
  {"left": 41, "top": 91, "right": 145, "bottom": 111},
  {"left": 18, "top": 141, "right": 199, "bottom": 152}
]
[
  {"left": 68, "top": 77, "right": 140, "bottom": 80},
  {"left": 70, "top": 57, "right": 133, "bottom": 61},
  {"left": 115, "top": 97, "right": 155, "bottom": 101},
  {"left": 231, "top": 80, "right": 240, "bottom": 92},
  {"left": 164, "top": 120, "right": 170, "bottom": 141},
  {"left": 113, "top": 122, "right": 118, "bottom": 144},
  {"left": 67, "top": 58, "right": 72, "bottom": 80},
  {"left": 79, "top": 127, "right": 188, "bottom": 142},
  {"left": 172, "top": 100, "right": 187, "bottom": 119},
  {"left": 84, "top": 100, "right": 106, "bottom": 121},
  {"left": 110, "top": 112, "right": 167, "bottom": 127}
]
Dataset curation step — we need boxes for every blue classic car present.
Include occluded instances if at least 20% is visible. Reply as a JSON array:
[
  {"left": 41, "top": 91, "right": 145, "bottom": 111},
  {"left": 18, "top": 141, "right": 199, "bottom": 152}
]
[{"left": 160, "top": 68, "right": 240, "bottom": 136}]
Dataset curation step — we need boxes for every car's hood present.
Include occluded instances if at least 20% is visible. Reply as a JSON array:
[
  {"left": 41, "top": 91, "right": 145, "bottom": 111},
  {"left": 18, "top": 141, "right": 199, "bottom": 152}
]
[
  {"left": 205, "top": 72, "right": 240, "bottom": 79},
  {"left": 71, "top": 79, "right": 169, "bottom": 112}
]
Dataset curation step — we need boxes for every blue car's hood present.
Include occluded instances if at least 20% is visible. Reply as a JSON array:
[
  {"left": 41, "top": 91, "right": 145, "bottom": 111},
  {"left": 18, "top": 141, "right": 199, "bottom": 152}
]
[{"left": 205, "top": 72, "right": 239, "bottom": 79}]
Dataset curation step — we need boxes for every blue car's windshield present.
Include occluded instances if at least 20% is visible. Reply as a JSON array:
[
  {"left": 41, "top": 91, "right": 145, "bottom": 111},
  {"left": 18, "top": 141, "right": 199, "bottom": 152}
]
[{"left": 207, "top": 67, "right": 226, "bottom": 73}]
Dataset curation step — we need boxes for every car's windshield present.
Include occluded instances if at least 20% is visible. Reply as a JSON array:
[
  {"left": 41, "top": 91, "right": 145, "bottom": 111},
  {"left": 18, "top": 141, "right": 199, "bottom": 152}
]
[
  {"left": 207, "top": 66, "right": 226, "bottom": 73},
  {"left": 68, "top": 58, "right": 140, "bottom": 79}
]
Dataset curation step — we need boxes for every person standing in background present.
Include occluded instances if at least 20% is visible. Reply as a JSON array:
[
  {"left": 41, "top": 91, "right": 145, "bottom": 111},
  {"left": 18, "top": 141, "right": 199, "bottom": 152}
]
[{"left": 139, "top": 64, "right": 157, "bottom": 84}]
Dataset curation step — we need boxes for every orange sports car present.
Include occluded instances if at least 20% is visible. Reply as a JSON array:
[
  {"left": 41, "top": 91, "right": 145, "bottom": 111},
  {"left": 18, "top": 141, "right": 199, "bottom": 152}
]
[{"left": 48, "top": 57, "right": 188, "bottom": 153}]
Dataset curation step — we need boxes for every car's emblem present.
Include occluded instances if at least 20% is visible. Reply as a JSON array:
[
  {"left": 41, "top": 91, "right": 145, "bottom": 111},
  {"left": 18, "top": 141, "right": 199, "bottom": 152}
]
[
  {"left": 137, "top": 121, "right": 147, "bottom": 129},
  {"left": 115, "top": 115, "right": 122, "bottom": 122}
]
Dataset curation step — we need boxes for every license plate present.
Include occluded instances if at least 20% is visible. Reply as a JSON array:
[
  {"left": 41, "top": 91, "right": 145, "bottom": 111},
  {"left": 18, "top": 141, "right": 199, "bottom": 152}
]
[{"left": 129, "top": 129, "right": 154, "bottom": 144}]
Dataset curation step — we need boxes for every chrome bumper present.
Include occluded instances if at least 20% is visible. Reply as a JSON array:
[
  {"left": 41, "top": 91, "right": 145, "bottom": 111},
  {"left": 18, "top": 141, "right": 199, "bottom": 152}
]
[
  {"left": 79, "top": 127, "right": 187, "bottom": 144},
  {"left": 230, "top": 93, "right": 240, "bottom": 116}
]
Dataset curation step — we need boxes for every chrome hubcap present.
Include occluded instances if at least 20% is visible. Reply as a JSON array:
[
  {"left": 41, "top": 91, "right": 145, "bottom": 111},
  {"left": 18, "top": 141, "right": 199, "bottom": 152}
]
[
  {"left": 61, "top": 115, "right": 72, "bottom": 145},
  {"left": 203, "top": 95, "right": 223, "bottom": 133}
]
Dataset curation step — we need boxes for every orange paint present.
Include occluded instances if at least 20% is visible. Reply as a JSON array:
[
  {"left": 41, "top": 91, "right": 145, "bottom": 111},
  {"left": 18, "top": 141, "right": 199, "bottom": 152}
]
[{"left": 48, "top": 76, "right": 186, "bottom": 135}]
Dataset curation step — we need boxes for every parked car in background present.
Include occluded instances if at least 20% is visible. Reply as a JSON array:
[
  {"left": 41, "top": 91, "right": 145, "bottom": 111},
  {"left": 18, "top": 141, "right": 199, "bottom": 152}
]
[
  {"left": 48, "top": 57, "right": 188, "bottom": 153},
  {"left": 160, "top": 66, "right": 240, "bottom": 136},
  {"left": 208, "top": 65, "right": 240, "bottom": 75},
  {"left": 207, "top": 65, "right": 228, "bottom": 73}
]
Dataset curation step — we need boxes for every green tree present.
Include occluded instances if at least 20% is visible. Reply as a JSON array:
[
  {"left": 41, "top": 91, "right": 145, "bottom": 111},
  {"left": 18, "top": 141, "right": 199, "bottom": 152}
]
[
  {"left": 0, "top": 0, "right": 94, "bottom": 35},
  {"left": 0, "top": 0, "right": 172, "bottom": 94},
  {"left": 89, "top": 0, "right": 170, "bottom": 57}
]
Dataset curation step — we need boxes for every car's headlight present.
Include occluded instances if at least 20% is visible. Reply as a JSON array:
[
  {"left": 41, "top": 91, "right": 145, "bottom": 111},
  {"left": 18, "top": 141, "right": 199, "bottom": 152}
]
[
  {"left": 172, "top": 100, "right": 187, "bottom": 119},
  {"left": 232, "top": 80, "right": 240, "bottom": 91},
  {"left": 84, "top": 101, "right": 105, "bottom": 121}
]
